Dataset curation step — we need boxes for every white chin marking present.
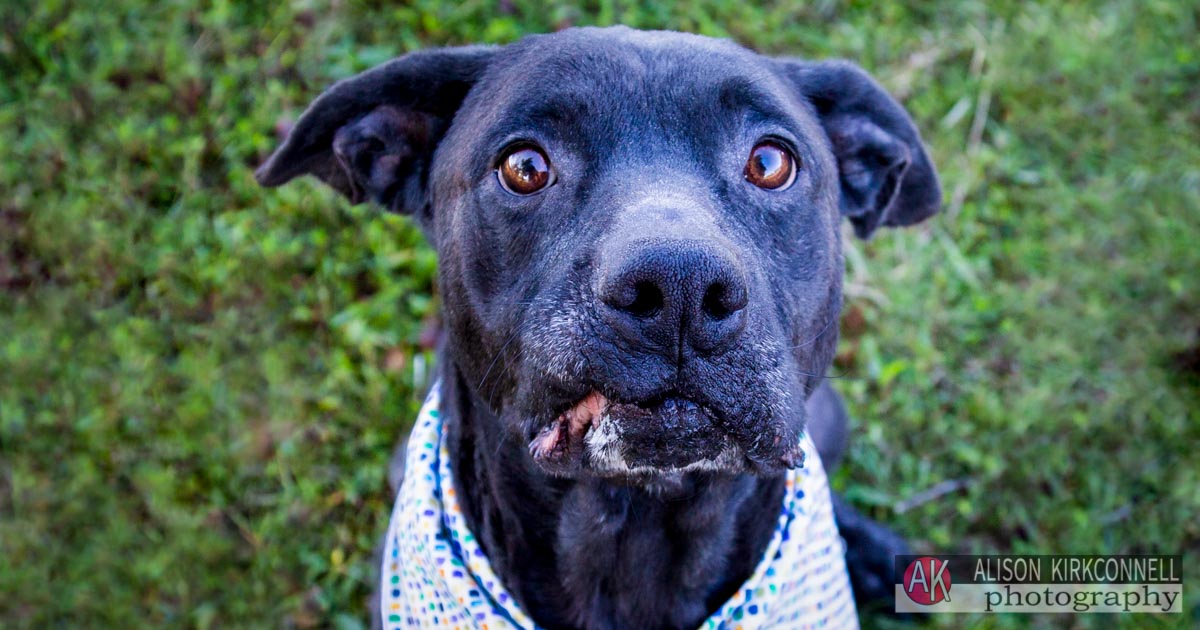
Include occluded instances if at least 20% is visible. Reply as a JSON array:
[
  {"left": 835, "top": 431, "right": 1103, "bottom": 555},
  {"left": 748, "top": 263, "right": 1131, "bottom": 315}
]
[{"left": 583, "top": 414, "right": 744, "bottom": 475}]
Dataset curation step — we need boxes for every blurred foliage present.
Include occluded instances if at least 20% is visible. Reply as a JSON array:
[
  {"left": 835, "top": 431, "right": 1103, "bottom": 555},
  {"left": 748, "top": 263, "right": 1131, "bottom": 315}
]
[{"left": 1, "top": 0, "right": 1197, "bottom": 627}]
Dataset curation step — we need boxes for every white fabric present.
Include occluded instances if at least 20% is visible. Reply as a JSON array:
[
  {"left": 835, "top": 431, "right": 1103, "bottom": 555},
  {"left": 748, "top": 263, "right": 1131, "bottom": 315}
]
[{"left": 381, "top": 382, "right": 859, "bottom": 629}]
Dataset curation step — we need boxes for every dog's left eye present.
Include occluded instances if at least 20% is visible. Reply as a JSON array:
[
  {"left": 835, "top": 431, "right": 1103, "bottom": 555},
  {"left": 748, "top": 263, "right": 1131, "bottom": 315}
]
[
  {"left": 744, "top": 141, "right": 797, "bottom": 191},
  {"left": 498, "top": 145, "right": 554, "bottom": 195}
]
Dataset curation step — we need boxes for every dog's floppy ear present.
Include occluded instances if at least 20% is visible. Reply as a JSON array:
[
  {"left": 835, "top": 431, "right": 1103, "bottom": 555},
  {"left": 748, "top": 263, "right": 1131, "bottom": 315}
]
[
  {"left": 781, "top": 60, "right": 941, "bottom": 238},
  {"left": 256, "top": 46, "right": 494, "bottom": 215}
]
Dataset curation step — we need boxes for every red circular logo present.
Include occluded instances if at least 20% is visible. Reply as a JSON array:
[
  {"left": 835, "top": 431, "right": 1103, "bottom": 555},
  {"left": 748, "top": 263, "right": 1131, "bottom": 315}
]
[{"left": 902, "top": 556, "right": 953, "bottom": 605}]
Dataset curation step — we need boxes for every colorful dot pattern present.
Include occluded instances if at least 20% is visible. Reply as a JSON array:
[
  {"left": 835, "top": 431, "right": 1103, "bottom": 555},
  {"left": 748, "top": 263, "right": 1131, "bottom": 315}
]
[{"left": 381, "top": 383, "right": 859, "bottom": 629}]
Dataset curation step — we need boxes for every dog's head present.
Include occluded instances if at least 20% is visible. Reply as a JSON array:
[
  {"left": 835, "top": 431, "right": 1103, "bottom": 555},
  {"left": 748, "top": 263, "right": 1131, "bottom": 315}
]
[{"left": 258, "top": 27, "right": 939, "bottom": 480}]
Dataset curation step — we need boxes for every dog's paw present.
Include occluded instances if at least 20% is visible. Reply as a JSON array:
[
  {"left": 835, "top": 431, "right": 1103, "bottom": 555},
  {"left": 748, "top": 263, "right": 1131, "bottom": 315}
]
[
  {"left": 832, "top": 495, "right": 921, "bottom": 620},
  {"left": 843, "top": 520, "right": 908, "bottom": 607}
]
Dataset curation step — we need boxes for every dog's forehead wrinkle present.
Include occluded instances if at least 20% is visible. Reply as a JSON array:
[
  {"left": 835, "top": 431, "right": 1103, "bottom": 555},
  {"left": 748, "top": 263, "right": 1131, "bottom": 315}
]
[
  {"left": 472, "top": 29, "right": 802, "bottom": 149},
  {"left": 514, "top": 26, "right": 755, "bottom": 78}
]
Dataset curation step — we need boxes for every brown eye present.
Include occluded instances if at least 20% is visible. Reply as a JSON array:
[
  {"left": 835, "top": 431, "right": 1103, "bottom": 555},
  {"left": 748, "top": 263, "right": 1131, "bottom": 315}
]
[
  {"left": 498, "top": 145, "right": 553, "bottom": 195},
  {"left": 744, "top": 141, "right": 797, "bottom": 190}
]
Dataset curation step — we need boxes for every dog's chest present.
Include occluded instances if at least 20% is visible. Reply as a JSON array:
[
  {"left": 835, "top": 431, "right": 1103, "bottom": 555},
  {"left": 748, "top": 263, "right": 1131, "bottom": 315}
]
[{"left": 380, "top": 385, "right": 859, "bottom": 629}]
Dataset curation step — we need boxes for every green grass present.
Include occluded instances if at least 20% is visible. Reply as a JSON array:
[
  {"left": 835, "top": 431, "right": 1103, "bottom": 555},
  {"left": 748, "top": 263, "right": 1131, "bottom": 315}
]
[{"left": 1, "top": 0, "right": 1197, "bottom": 627}]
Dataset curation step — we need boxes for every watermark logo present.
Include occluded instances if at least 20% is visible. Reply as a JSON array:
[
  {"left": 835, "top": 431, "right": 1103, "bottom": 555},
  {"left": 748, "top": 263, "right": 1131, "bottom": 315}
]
[
  {"left": 902, "top": 556, "right": 953, "bottom": 605},
  {"left": 895, "top": 555, "right": 1183, "bottom": 614}
]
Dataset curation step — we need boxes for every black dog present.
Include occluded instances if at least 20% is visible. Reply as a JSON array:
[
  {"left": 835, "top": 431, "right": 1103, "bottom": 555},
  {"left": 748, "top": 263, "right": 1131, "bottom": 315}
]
[{"left": 258, "top": 26, "right": 939, "bottom": 629}]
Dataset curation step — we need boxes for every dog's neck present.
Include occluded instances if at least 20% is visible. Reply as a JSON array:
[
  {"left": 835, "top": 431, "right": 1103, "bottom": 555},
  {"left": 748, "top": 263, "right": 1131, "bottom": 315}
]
[{"left": 440, "top": 364, "right": 785, "bottom": 630}]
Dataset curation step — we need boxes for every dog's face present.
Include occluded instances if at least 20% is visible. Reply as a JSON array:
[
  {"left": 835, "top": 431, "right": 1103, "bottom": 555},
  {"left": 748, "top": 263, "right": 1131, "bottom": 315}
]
[{"left": 258, "top": 27, "right": 939, "bottom": 480}]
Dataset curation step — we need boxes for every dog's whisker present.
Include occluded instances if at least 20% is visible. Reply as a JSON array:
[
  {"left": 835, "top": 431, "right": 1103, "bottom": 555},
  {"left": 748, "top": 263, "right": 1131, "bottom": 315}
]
[
  {"left": 487, "top": 344, "right": 532, "bottom": 405},
  {"left": 794, "top": 369, "right": 859, "bottom": 380},
  {"left": 477, "top": 326, "right": 524, "bottom": 393},
  {"left": 792, "top": 315, "right": 838, "bottom": 350}
]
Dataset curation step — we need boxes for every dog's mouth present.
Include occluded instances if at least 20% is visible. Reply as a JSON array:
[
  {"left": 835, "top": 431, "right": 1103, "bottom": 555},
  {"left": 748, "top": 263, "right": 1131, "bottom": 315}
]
[{"left": 528, "top": 390, "right": 804, "bottom": 477}]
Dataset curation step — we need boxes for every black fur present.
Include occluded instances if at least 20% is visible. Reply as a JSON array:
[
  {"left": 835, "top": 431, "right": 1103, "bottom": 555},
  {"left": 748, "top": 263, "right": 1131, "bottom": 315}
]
[{"left": 259, "top": 26, "right": 940, "bottom": 630}]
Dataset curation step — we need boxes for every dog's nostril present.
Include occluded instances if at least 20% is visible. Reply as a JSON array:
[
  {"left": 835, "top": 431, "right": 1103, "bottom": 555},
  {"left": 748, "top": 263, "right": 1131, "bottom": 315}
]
[
  {"left": 626, "top": 281, "right": 664, "bottom": 318},
  {"left": 702, "top": 284, "right": 726, "bottom": 319},
  {"left": 702, "top": 282, "right": 742, "bottom": 320}
]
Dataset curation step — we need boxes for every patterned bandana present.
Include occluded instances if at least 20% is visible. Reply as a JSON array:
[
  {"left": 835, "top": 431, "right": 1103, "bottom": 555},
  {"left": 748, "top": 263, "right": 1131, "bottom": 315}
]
[{"left": 381, "top": 383, "right": 859, "bottom": 629}]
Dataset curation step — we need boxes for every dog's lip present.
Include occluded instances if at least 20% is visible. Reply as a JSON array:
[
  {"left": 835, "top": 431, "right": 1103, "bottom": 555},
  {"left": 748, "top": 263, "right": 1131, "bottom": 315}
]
[
  {"left": 527, "top": 388, "right": 805, "bottom": 473},
  {"left": 528, "top": 391, "right": 608, "bottom": 460},
  {"left": 528, "top": 390, "right": 705, "bottom": 460}
]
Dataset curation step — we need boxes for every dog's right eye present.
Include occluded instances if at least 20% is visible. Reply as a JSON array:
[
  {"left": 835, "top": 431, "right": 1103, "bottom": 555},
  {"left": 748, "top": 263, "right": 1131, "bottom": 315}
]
[{"left": 498, "top": 145, "right": 554, "bottom": 195}]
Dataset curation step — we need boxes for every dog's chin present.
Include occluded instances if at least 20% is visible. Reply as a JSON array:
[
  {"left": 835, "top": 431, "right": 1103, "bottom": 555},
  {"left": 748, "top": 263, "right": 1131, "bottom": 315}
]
[{"left": 526, "top": 390, "right": 805, "bottom": 480}]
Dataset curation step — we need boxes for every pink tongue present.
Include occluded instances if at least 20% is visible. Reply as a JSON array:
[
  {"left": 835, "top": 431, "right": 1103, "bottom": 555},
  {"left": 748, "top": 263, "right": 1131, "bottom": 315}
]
[
  {"left": 566, "top": 391, "right": 607, "bottom": 432},
  {"left": 529, "top": 391, "right": 608, "bottom": 458}
]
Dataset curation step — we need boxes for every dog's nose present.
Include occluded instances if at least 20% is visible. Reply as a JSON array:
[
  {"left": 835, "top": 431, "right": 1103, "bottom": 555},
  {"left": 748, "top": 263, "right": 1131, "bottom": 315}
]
[{"left": 599, "top": 238, "right": 749, "bottom": 356}]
